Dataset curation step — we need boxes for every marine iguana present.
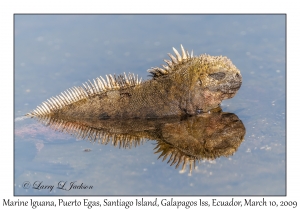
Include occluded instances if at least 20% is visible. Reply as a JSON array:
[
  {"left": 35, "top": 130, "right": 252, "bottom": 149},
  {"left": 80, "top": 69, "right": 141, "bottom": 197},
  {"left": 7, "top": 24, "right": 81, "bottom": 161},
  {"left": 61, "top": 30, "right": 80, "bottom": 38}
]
[{"left": 26, "top": 45, "right": 242, "bottom": 119}]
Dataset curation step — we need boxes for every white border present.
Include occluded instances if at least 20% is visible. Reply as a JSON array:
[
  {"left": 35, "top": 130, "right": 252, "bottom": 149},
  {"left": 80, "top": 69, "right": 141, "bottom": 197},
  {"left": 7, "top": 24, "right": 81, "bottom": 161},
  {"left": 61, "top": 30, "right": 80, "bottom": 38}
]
[{"left": 1, "top": 0, "right": 297, "bottom": 209}]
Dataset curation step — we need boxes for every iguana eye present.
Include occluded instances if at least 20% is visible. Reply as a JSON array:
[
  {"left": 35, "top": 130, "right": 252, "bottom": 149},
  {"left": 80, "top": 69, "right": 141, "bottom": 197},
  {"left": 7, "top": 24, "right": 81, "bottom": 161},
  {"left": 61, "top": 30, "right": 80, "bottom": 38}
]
[{"left": 208, "top": 72, "right": 226, "bottom": 80}]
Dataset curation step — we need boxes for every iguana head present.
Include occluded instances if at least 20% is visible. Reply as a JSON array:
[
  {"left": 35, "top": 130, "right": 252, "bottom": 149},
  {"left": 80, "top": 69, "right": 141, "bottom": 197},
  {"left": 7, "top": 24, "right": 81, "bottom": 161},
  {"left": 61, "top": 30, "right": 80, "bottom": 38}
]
[{"left": 148, "top": 45, "right": 242, "bottom": 114}]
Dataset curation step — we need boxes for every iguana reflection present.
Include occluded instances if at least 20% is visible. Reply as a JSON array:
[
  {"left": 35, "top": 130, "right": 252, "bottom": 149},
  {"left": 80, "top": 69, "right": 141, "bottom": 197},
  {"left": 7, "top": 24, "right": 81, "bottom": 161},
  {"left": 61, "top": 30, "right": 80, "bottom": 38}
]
[{"left": 31, "top": 108, "right": 245, "bottom": 174}]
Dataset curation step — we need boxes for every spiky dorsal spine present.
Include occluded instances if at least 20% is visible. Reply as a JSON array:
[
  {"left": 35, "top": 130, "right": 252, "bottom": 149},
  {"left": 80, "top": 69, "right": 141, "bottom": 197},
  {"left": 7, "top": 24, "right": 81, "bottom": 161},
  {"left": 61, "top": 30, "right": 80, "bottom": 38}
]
[
  {"left": 26, "top": 72, "right": 142, "bottom": 116},
  {"left": 147, "top": 44, "right": 194, "bottom": 78},
  {"left": 26, "top": 44, "right": 193, "bottom": 117}
]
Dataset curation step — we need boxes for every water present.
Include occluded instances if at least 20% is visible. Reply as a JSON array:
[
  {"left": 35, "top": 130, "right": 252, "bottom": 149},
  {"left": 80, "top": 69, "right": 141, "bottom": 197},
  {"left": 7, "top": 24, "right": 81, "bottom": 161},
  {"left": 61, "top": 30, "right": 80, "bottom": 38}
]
[{"left": 14, "top": 14, "right": 285, "bottom": 195}]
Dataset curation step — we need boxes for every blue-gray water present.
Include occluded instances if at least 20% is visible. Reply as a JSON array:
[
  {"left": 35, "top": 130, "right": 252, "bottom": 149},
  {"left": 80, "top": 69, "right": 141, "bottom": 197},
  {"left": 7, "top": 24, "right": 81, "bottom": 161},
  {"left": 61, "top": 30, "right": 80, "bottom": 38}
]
[{"left": 14, "top": 15, "right": 285, "bottom": 195}]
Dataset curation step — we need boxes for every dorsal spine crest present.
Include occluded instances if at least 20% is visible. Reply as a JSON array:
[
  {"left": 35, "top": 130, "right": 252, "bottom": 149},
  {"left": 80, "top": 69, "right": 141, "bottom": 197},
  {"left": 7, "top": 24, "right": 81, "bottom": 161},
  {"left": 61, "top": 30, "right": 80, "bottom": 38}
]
[
  {"left": 26, "top": 44, "right": 199, "bottom": 116},
  {"left": 147, "top": 44, "right": 194, "bottom": 78},
  {"left": 26, "top": 72, "right": 142, "bottom": 116}
]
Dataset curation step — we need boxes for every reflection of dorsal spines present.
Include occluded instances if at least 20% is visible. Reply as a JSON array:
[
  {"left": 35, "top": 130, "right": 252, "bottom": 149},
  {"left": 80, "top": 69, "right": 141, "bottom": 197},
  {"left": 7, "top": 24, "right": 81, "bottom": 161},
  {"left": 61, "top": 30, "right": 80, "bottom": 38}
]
[
  {"left": 110, "top": 134, "right": 146, "bottom": 149},
  {"left": 33, "top": 116, "right": 146, "bottom": 149},
  {"left": 154, "top": 141, "right": 197, "bottom": 174}
]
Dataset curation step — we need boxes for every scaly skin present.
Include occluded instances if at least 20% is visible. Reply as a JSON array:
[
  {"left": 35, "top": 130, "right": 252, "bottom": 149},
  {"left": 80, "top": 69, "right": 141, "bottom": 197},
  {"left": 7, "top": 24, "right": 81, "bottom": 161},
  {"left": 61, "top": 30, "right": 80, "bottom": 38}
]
[{"left": 26, "top": 45, "right": 242, "bottom": 119}]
